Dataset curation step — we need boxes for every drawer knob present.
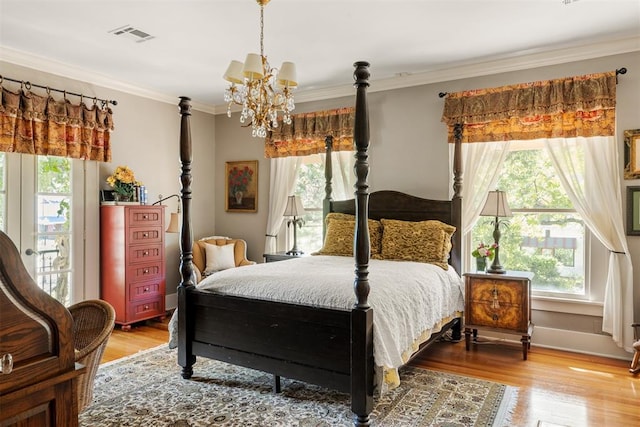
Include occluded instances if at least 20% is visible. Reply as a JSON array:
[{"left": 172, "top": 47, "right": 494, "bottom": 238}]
[
  {"left": 142, "top": 233, "right": 148, "bottom": 237},
  {"left": 142, "top": 215, "right": 148, "bottom": 219},
  {"left": 143, "top": 269, "right": 149, "bottom": 274},
  {"left": 143, "top": 287, "right": 150, "bottom": 292},
  {"left": 1, "top": 354, "right": 13, "bottom": 374},
  {"left": 144, "top": 305, "right": 149, "bottom": 310},
  {"left": 491, "top": 286, "right": 500, "bottom": 309},
  {"left": 143, "top": 251, "right": 149, "bottom": 256},
  {"left": 493, "top": 314, "right": 499, "bottom": 322}
]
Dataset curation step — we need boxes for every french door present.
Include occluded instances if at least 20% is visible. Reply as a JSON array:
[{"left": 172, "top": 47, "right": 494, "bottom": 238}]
[{"left": 2, "top": 152, "right": 86, "bottom": 305}]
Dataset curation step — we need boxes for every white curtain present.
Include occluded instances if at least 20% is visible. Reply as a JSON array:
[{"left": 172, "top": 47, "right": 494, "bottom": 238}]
[
  {"left": 264, "top": 157, "right": 302, "bottom": 254},
  {"left": 321, "top": 150, "right": 356, "bottom": 201},
  {"left": 544, "top": 136, "right": 634, "bottom": 351}
]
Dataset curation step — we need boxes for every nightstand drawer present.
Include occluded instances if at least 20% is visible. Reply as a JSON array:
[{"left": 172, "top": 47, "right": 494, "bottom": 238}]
[
  {"left": 467, "top": 301, "right": 527, "bottom": 332},
  {"left": 468, "top": 279, "right": 525, "bottom": 305}
]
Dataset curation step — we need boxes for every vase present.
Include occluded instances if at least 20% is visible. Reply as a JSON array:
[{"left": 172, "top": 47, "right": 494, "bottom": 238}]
[
  {"left": 114, "top": 193, "right": 132, "bottom": 203},
  {"left": 476, "top": 257, "right": 487, "bottom": 272},
  {"left": 234, "top": 191, "right": 243, "bottom": 205}
]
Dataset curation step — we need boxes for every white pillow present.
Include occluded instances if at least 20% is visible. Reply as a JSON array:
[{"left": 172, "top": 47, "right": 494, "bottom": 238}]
[{"left": 203, "top": 242, "right": 236, "bottom": 274}]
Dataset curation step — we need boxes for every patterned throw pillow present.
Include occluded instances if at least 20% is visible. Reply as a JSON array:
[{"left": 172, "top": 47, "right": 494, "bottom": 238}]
[
  {"left": 379, "top": 219, "right": 456, "bottom": 270},
  {"left": 314, "top": 213, "right": 383, "bottom": 256}
]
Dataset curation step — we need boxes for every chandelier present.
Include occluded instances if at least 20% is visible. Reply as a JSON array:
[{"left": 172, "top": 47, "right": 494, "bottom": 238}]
[{"left": 223, "top": 0, "right": 297, "bottom": 138}]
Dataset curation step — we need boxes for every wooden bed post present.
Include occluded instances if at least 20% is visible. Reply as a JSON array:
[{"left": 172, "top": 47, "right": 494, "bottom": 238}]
[
  {"left": 322, "top": 135, "right": 334, "bottom": 240},
  {"left": 177, "top": 96, "right": 196, "bottom": 379},
  {"left": 351, "top": 61, "right": 374, "bottom": 427},
  {"left": 451, "top": 123, "right": 463, "bottom": 275}
]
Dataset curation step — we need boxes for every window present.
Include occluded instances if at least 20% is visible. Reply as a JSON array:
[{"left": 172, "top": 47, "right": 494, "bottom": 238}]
[
  {"left": 292, "top": 154, "right": 325, "bottom": 253},
  {"left": 472, "top": 141, "right": 590, "bottom": 298}
]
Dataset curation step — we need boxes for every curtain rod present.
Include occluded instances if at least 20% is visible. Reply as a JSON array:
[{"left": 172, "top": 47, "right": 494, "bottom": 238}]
[
  {"left": 0, "top": 74, "right": 118, "bottom": 106},
  {"left": 437, "top": 67, "right": 628, "bottom": 98}
]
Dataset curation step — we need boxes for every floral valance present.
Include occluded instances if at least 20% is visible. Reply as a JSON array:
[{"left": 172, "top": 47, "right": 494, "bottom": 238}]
[
  {"left": 0, "top": 87, "right": 113, "bottom": 161},
  {"left": 265, "top": 107, "right": 355, "bottom": 158},
  {"left": 441, "top": 71, "right": 617, "bottom": 143}
]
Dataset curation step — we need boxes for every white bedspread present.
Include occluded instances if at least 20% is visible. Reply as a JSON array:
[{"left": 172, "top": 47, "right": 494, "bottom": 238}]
[{"left": 169, "top": 255, "right": 464, "bottom": 374}]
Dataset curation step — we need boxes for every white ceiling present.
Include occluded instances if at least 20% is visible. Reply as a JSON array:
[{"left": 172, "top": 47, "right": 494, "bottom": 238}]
[{"left": 1, "top": 0, "right": 639, "bottom": 113}]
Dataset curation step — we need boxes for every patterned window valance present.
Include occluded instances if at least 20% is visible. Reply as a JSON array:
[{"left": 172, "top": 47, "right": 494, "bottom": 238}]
[
  {"left": 441, "top": 71, "right": 617, "bottom": 143},
  {"left": 0, "top": 86, "right": 113, "bottom": 161},
  {"left": 265, "top": 107, "right": 354, "bottom": 158}
]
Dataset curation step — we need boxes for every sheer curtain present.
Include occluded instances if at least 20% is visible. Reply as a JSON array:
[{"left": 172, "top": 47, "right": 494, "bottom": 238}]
[
  {"left": 322, "top": 150, "right": 356, "bottom": 201},
  {"left": 264, "top": 156, "right": 301, "bottom": 254},
  {"left": 545, "top": 136, "right": 633, "bottom": 351}
]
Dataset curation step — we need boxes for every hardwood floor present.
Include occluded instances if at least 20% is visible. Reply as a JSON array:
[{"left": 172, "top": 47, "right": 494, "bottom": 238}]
[{"left": 102, "top": 319, "right": 639, "bottom": 426}]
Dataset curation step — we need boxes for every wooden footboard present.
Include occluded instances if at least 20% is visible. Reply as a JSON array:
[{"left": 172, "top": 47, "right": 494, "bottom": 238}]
[{"left": 184, "top": 288, "right": 352, "bottom": 393}]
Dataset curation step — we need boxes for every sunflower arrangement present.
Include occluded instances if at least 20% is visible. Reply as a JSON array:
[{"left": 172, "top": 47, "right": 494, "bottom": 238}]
[{"left": 106, "top": 166, "right": 141, "bottom": 200}]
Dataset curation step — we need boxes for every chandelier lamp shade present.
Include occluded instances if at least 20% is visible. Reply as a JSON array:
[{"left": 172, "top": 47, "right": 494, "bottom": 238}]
[
  {"left": 283, "top": 195, "right": 306, "bottom": 255},
  {"left": 480, "top": 190, "right": 512, "bottom": 274},
  {"left": 223, "top": 0, "right": 297, "bottom": 138}
]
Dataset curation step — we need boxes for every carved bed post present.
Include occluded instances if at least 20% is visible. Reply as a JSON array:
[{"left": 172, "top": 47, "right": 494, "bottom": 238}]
[
  {"left": 351, "top": 61, "right": 373, "bottom": 427},
  {"left": 177, "top": 96, "right": 196, "bottom": 379},
  {"left": 451, "top": 123, "right": 463, "bottom": 275},
  {"left": 322, "top": 135, "right": 334, "bottom": 241}
]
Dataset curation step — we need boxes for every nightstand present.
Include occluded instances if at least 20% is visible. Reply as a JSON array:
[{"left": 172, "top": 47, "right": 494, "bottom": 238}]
[
  {"left": 263, "top": 251, "right": 305, "bottom": 263},
  {"left": 463, "top": 271, "right": 534, "bottom": 360}
]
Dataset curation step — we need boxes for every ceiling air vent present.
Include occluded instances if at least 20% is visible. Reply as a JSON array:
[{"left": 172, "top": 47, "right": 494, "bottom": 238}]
[{"left": 109, "top": 25, "right": 155, "bottom": 43}]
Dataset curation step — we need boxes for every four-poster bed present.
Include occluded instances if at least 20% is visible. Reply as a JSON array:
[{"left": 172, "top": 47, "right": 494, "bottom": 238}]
[{"left": 175, "top": 62, "right": 464, "bottom": 425}]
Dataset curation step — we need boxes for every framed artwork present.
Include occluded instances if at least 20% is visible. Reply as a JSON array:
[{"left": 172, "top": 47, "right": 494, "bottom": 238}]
[
  {"left": 623, "top": 129, "right": 640, "bottom": 180},
  {"left": 225, "top": 160, "right": 258, "bottom": 212},
  {"left": 627, "top": 186, "right": 640, "bottom": 235}
]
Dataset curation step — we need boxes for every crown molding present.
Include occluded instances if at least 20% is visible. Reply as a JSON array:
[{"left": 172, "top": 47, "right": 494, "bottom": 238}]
[
  {"left": 3, "top": 35, "right": 637, "bottom": 116},
  {"left": 0, "top": 46, "right": 216, "bottom": 114}
]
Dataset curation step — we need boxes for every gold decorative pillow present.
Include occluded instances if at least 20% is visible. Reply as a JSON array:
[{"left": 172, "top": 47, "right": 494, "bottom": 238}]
[
  {"left": 379, "top": 219, "right": 456, "bottom": 269},
  {"left": 314, "top": 213, "right": 383, "bottom": 256}
]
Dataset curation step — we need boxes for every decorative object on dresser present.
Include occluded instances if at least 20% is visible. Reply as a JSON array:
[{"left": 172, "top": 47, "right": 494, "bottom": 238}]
[
  {"left": 100, "top": 205, "right": 166, "bottom": 331},
  {"left": 480, "top": 190, "right": 512, "bottom": 274},
  {"left": 223, "top": 0, "right": 297, "bottom": 138},
  {"left": 152, "top": 194, "right": 181, "bottom": 233},
  {"left": 283, "top": 194, "right": 306, "bottom": 255},
  {"left": 464, "top": 271, "right": 534, "bottom": 360},
  {"left": 225, "top": 160, "right": 258, "bottom": 212},
  {"left": 0, "top": 230, "right": 83, "bottom": 426},
  {"left": 106, "top": 165, "right": 142, "bottom": 203}
]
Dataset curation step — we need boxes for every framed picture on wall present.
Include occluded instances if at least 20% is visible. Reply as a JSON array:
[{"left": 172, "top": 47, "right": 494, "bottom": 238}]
[
  {"left": 623, "top": 129, "right": 640, "bottom": 180},
  {"left": 627, "top": 186, "right": 640, "bottom": 235},
  {"left": 225, "top": 160, "right": 258, "bottom": 212}
]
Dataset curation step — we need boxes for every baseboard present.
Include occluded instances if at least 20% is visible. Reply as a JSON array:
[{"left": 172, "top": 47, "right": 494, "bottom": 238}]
[{"left": 480, "top": 326, "right": 631, "bottom": 360}]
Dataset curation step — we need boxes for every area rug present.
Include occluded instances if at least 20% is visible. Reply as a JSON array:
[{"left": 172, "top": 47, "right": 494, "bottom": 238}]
[{"left": 81, "top": 345, "right": 517, "bottom": 426}]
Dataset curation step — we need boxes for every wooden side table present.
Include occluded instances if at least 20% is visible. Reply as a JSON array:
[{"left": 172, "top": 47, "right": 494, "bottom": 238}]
[
  {"left": 263, "top": 251, "right": 305, "bottom": 263},
  {"left": 463, "top": 271, "right": 534, "bottom": 360}
]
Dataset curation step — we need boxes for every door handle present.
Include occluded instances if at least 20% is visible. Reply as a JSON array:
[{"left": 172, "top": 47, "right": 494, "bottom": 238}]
[{"left": 25, "top": 248, "right": 38, "bottom": 256}]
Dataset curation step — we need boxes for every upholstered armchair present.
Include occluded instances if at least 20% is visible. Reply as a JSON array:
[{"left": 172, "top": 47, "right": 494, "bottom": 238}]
[{"left": 192, "top": 238, "right": 255, "bottom": 283}]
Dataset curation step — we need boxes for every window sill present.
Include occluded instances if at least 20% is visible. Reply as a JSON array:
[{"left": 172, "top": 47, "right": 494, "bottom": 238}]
[{"left": 532, "top": 295, "right": 603, "bottom": 316}]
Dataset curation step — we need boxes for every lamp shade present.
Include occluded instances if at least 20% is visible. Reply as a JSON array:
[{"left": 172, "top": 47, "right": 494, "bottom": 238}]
[
  {"left": 165, "top": 212, "right": 180, "bottom": 233},
  {"left": 242, "top": 53, "right": 265, "bottom": 80},
  {"left": 283, "top": 195, "right": 305, "bottom": 217},
  {"left": 480, "top": 190, "right": 512, "bottom": 218},
  {"left": 277, "top": 61, "right": 298, "bottom": 87},
  {"left": 223, "top": 60, "right": 245, "bottom": 84}
]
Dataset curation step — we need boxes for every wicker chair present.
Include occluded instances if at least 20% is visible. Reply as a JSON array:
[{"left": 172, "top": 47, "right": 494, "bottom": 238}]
[{"left": 68, "top": 299, "right": 116, "bottom": 411}]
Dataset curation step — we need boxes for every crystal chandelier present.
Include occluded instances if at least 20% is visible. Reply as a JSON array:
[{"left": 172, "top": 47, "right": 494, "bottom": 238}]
[{"left": 223, "top": 0, "right": 297, "bottom": 138}]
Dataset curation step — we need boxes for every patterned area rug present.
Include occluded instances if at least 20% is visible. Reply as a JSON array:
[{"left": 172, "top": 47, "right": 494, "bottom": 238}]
[{"left": 81, "top": 345, "right": 517, "bottom": 426}]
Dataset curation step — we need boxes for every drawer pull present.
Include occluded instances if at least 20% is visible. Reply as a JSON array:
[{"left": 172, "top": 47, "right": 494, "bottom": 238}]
[
  {"left": 142, "top": 233, "right": 148, "bottom": 238},
  {"left": 142, "top": 215, "right": 148, "bottom": 219},
  {"left": 143, "top": 287, "right": 150, "bottom": 293},
  {"left": 1, "top": 353, "right": 13, "bottom": 374},
  {"left": 492, "top": 314, "right": 499, "bottom": 322},
  {"left": 144, "top": 305, "right": 150, "bottom": 310},
  {"left": 143, "top": 269, "right": 149, "bottom": 274},
  {"left": 491, "top": 286, "right": 500, "bottom": 309},
  {"left": 143, "top": 251, "right": 149, "bottom": 256}
]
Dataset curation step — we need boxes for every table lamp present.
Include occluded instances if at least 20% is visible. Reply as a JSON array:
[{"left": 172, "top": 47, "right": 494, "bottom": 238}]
[
  {"left": 480, "top": 190, "right": 512, "bottom": 274},
  {"left": 284, "top": 195, "right": 305, "bottom": 255}
]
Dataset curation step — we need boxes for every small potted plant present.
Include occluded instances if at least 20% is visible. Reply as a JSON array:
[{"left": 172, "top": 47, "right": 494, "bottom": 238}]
[
  {"left": 472, "top": 242, "right": 497, "bottom": 272},
  {"left": 106, "top": 165, "right": 141, "bottom": 202}
]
